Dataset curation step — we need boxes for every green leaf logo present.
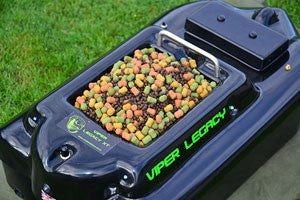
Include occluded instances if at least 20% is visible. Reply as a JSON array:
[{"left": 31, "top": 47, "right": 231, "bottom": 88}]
[{"left": 66, "top": 115, "right": 86, "bottom": 134}]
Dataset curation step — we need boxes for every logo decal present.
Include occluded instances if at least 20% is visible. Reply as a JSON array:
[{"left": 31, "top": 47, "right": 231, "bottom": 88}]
[
  {"left": 145, "top": 107, "right": 228, "bottom": 181},
  {"left": 58, "top": 112, "right": 120, "bottom": 155},
  {"left": 66, "top": 115, "right": 86, "bottom": 133}
]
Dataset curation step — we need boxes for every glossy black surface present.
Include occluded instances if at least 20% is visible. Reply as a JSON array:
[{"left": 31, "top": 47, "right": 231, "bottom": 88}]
[
  {"left": 0, "top": 1, "right": 299, "bottom": 200},
  {"left": 185, "top": 2, "right": 289, "bottom": 71}
]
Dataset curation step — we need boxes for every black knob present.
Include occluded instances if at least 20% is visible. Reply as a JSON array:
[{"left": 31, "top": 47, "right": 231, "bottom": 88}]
[
  {"left": 60, "top": 145, "right": 71, "bottom": 159},
  {"left": 253, "top": 7, "right": 279, "bottom": 26}
]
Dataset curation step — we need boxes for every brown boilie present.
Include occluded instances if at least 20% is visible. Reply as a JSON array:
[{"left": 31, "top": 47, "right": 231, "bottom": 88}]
[{"left": 74, "top": 48, "right": 217, "bottom": 147}]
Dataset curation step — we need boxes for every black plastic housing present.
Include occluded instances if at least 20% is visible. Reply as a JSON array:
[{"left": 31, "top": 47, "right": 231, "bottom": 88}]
[
  {"left": 185, "top": 2, "right": 289, "bottom": 71},
  {"left": 0, "top": 1, "right": 299, "bottom": 200}
]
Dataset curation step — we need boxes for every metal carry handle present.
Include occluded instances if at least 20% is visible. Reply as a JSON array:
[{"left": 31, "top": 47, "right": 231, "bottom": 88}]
[{"left": 157, "top": 30, "right": 220, "bottom": 78}]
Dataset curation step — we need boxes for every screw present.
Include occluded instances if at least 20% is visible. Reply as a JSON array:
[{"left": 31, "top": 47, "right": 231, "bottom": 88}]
[
  {"left": 109, "top": 186, "right": 117, "bottom": 195},
  {"left": 229, "top": 105, "right": 238, "bottom": 116},
  {"left": 217, "top": 15, "right": 225, "bottom": 22},
  {"left": 249, "top": 31, "right": 257, "bottom": 39},
  {"left": 60, "top": 145, "right": 71, "bottom": 160},
  {"left": 42, "top": 184, "right": 51, "bottom": 194},
  {"left": 104, "top": 185, "right": 118, "bottom": 198},
  {"left": 285, "top": 64, "right": 291, "bottom": 71},
  {"left": 120, "top": 173, "right": 135, "bottom": 188},
  {"left": 161, "top": 22, "right": 168, "bottom": 29},
  {"left": 28, "top": 117, "right": 38, "bottom": 128}
]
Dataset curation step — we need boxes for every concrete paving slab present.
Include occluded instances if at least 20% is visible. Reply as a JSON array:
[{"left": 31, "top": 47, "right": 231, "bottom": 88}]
[
  {"left": 0, "top": 164, "right": 16, "bottom": 200},
  {"left": 229, "top": 127, "right": 300, "bottom": 200}
]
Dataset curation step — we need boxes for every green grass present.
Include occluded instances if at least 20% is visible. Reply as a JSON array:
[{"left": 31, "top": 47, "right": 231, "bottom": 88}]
[
  {"left": 0, "top": 0, "right": 299, "bottom": 126},
  {"left": 267, "top": 0, "right": 300, "bottom": 27}
]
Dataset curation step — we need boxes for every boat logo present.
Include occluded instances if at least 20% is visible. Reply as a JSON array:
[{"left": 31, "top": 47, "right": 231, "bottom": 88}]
[{"left": 66, "top": 115, "right": 86, "bottom": 134}]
